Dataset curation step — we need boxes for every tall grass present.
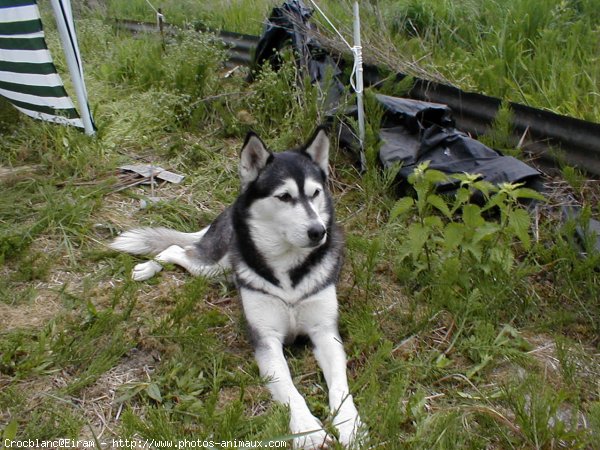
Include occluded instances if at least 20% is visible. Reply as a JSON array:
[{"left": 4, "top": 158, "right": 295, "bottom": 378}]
[
  {"left": 113, "top": 0, "right": 600, "bottom": 122},
  {"left": 105, "top": 0, "right": 274, "bottom": 33},
  {"left": 385, "top": 0, "right": 600, "bottom": 121},
  {"left": 318, "top": 0, "right": 600, "bottom": 121}
]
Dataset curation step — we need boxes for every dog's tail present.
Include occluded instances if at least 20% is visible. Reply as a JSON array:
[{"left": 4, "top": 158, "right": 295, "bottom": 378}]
[{"left": 109, "top": 227, "right": 208, "bottom": 256}]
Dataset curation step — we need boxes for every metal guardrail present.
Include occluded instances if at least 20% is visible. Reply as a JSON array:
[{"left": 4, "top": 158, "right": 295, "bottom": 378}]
[
  {"left": 113, "top": 19, "right": 600, "bottom": 176},
  {"left": 404, "top": 76, "right": 600, "bottom": 175}
]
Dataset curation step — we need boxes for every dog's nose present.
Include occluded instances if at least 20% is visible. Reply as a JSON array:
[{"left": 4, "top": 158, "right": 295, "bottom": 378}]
[{"left": 307, "top": 224, "right": 326, "bottom": 243}]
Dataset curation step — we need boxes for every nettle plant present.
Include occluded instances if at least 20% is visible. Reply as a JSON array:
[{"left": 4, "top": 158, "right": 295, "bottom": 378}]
[{"left": 389, "top": 162, "right": 545, "bottom": 293}]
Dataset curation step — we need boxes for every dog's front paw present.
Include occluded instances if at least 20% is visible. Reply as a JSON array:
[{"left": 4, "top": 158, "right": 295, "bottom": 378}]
[
  {"left": 290, "top": 413, "right": 332, "bottom": 449},
  {"left": 333, "top": 398, "right": 366, "bottom": 448},
  {"left": 335, "top": 413, "right": 366, "bottom": 448},
  {"left": 132, "top": 260, "right": 162, "bottom": 281}
]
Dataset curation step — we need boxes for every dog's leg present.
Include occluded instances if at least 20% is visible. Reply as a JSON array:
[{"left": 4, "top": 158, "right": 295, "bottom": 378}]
[
  {"left": 242, "top": 290, "right": 331, "bottom": 449},
  {"left": 310, "top": 329, "right": 363, "bottom": 447},
  {"left": 254, "top": 335, "right": 331, "bottom": 449},
  {"left": 132, "top": 245, "right": 227, "bottom": 281},
  {"left": 299, "top": 288, "right": 364, "bottom": 447}
]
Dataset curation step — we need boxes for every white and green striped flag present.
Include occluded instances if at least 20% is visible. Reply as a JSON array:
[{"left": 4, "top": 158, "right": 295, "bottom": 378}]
[{"left": 0, "top": 0, "right": 95, "bottom": 134}]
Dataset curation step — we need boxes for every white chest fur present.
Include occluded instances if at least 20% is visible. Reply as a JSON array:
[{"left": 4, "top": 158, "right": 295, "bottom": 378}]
[{"left": 240, "top": 284, "right": 339, "bottom": 342}]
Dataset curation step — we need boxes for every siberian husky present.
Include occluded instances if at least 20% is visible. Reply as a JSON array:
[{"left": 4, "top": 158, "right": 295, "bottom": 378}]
[{"left": 110, "top": 127, "right": 363, "bottom": 448}]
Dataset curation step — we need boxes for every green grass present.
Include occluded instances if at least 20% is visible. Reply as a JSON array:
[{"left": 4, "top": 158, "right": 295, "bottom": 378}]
[
  {"left": 105, "top": 0, "right": 600, "bottom": 123},
  {"left": 1, "top": 2, "right": 599, "bottom": 449}
]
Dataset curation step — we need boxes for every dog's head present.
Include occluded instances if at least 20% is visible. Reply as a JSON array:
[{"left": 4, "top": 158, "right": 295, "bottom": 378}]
[{"left": 238, "top": 127, "right": 332, "bottom": 250}]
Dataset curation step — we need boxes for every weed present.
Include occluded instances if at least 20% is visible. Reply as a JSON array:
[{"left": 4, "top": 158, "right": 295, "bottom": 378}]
[
  {"left": 390, "top": 164, "right": 543, "bottom": 281},
  {"left": 246, "top": 58, "right": 337, "bottom": 147},
  {"left": 378, "top": 75, "right": 416, "bottom": 98},
  {"left": 21, "top": 398, "right": 84, "bottom": 441},
  {"left": 0, "top": 328, "right": 54, "bottom": 378},
  {"left": 0, "top": 96, "right": 20, "bottom": 132},
  {"left": 387, "top": 164, "right": 549, "bottom": 377},
  {"left": 561, "top": 165, "right": 587, "bottom": 195},
  {"left": 529, "top": 211, "right": 600, "bottom": 337},
  {"left": 0, "top": 181, "right": 102, "bottom": 262},
  {"left": 589, "top": 402, "right": 600, "bottom": 446},
  {"left": 479, "top": 101, "right": 520, "bottom": 158},
  {"left": 504, "top": 374, "right": 588, "bottom": 448},
  {"left": 10, "top": 252, "right": 53, "bottom": 283}
]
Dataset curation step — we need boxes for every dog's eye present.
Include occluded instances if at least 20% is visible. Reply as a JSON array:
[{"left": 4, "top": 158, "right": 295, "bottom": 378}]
[
  {"left": 311, "top": 189, "right": 321, "bottom": 199},
  {"left": 276, "top": 193, "right": 293, "bottom": 202}
]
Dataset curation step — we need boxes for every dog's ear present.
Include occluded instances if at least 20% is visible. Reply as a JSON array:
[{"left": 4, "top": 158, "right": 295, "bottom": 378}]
[
  {"left": 240, "top": 131, "right": 272, "bottom": 189},
  {"left": 304, "top": 126, "right": 330, "bottom": 177}
]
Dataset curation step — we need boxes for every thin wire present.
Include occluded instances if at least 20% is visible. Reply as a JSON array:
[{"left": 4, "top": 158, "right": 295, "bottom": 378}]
[
  {"left": 143, "top": 0, "right": 159, "bottom": 14},
  {"left": 307, "top": 0, "right": 362, "bottom": 93},
  {"left": 307, "top": 0, "right": 352, "bottom": 50}
]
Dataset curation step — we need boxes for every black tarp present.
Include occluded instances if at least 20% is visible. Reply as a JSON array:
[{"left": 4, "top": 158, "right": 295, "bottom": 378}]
[
  {"left": 374, "top": 95, "right": 541, "bottom": 189},
  {"left": 250, "top": 0, "right": 344, "bottom": 110}
]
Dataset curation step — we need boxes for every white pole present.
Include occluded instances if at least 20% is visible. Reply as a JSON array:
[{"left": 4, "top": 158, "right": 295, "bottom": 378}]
[
  {"left": 50, "top": 0, "right": 95, "bottom": 136},
  {"left": 353, "top": 2, "right": 366, "bottom": 170}
]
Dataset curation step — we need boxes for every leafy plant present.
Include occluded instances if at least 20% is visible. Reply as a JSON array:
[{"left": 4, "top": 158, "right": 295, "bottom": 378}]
[
  {"left": 390, "top": 163, "right": 544, "bottom": 282},
  {"left": 388, "top": 163, "right": 546, "bottom": 376}
]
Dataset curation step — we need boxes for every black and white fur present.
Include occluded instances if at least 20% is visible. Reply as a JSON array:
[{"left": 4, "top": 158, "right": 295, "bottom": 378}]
[{"left": 110, "top": 128, "right": 363, "bottom": 449}]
